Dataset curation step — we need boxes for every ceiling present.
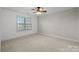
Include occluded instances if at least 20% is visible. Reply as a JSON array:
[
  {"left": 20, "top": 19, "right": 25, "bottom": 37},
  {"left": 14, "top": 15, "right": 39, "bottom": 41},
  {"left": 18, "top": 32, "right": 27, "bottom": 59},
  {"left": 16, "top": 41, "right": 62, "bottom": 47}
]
[{"left": 3, "top": 7, "right": 74, "bottom": 15}]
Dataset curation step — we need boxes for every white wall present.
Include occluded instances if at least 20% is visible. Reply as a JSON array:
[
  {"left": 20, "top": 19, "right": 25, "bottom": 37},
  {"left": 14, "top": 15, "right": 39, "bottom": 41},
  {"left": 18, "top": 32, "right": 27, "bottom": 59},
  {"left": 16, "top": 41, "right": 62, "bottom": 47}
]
[
  {"left": 0, "top": 8, "right": 2, "bottom": 51},
  {"left": 0, "top": 8, "right": 3, "bottom": 39},
  {"left": 0, "top": 7, "right": 78, "bottom": 41},
  {"left": 77, "top": 8, "right": 79, "bottom": 40},
  {"left": 1, "top": 8, "right": 37, "bottom": 40},
  {"left": 39, "top": 8, "right": 78, "bottom": 40}
]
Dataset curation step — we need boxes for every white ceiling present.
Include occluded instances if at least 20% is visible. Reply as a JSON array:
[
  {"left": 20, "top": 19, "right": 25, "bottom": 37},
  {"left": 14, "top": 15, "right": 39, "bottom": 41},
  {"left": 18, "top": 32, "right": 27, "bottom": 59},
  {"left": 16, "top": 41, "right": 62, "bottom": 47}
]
[{"left": 3, "top": 7, "right": 74, "bottom": 15}]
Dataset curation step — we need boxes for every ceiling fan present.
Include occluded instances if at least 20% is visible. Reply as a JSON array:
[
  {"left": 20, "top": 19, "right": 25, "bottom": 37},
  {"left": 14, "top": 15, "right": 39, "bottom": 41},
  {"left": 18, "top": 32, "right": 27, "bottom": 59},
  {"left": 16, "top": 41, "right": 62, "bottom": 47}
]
[{"left": 32, "top": 7, "right": 47, "bottom": 14}]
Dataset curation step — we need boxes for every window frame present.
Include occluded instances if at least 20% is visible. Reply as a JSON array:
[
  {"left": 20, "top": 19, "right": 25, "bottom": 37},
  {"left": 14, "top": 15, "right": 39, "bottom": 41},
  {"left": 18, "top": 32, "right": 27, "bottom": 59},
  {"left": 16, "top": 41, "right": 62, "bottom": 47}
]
[{"left": 16, "top": 16, "right": 32, "bottom": 32}]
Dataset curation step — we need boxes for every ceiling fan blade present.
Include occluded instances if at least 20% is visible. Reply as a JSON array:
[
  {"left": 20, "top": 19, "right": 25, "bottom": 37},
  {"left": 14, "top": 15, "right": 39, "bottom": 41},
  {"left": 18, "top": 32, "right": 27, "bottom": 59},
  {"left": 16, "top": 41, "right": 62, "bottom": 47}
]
[
  {"left": 39, "top": 10, "right": 47, "bottom": 12},
  {"left": 42, "top": 11, "right": 47, "bottom": 12}
]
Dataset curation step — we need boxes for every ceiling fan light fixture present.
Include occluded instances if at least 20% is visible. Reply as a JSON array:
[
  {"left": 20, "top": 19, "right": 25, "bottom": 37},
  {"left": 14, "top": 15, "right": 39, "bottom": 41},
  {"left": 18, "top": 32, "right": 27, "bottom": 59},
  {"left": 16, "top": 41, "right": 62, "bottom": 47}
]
[
  {"left": 35, "top": 12, "right": 42, "bottom": 15},
  {"left": 32, "top": 7, "right": 47, "bottom": 15},
  {"left": 39, "top": 7, "right": 43, "bottom": 11}
]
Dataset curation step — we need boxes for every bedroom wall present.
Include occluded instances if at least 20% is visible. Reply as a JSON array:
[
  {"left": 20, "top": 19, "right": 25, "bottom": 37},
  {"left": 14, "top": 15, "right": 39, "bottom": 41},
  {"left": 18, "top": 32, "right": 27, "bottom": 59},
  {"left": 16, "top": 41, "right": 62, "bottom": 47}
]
[
  {"left": 0, "top": 8, "right": 1, "bottom": 40},
  {"left": 39, "top": 8, "right": 78, "bottom": 41},
  {"left": 78, "top": 8, "right": 79, "bottom": 40},
  {"left": 0, "top": 8, "right": 2, "bottom": 51},
  {"left": 0, "top": 8, "right": 37, "bottom": 40}
]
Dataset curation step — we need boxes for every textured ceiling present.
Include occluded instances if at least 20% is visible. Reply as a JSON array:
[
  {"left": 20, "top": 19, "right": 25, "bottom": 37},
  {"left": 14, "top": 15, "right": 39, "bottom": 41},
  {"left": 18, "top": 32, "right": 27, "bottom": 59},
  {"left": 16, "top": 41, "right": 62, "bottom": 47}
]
[{"left": 2, "top": 7, "right": 74, "bottom": 15}]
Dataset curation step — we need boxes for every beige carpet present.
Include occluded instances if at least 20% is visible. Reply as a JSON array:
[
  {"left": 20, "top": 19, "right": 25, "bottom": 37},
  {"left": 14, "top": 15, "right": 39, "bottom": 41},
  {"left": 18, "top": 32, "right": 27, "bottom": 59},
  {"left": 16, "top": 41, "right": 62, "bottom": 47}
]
[{"left": 1, "top": 34, "right": 79, "bottom": 52}]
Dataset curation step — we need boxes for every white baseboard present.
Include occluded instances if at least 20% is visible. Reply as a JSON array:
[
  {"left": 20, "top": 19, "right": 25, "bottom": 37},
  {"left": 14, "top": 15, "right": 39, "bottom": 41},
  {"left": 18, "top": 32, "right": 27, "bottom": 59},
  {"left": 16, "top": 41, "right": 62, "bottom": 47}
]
[
  {"left": 1, "top": 33, "right": 38, "bottom": 41},
  {"left": 1, "top": 32, "right": 79, "bottom": 43},
  {"left": 39, "top": 33, "right": 79, "bottom": 43}
]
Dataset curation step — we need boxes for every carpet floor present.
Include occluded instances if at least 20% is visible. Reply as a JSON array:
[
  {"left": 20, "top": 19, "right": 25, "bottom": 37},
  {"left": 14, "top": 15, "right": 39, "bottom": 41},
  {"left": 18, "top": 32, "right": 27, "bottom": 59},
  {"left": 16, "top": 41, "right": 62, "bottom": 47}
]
[{"left": 1, "top": 34, "right": 79, "bottom": 52}]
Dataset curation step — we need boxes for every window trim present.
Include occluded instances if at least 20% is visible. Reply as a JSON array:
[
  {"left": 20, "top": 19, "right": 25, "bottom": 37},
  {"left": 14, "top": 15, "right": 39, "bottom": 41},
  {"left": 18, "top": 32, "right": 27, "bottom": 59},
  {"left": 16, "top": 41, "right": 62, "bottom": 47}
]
[{"left": 16, "top": 16, "right": 32, "bottom": 32}]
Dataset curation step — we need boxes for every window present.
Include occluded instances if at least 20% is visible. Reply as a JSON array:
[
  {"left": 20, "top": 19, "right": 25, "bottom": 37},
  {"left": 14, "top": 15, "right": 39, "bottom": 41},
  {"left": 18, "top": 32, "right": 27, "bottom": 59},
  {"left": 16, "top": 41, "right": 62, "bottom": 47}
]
[{"left": 16, "top": 16, "right": 32, "bottom": 31}]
